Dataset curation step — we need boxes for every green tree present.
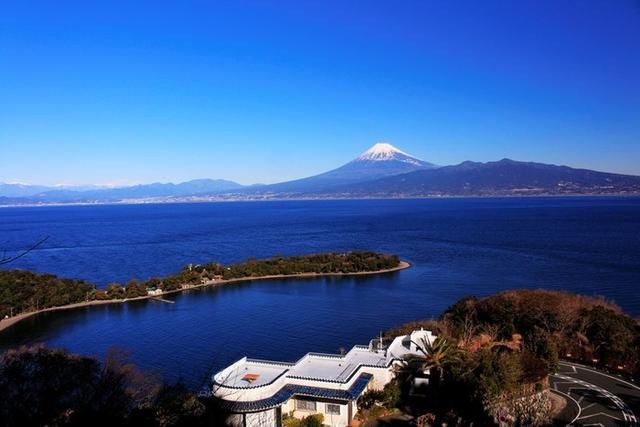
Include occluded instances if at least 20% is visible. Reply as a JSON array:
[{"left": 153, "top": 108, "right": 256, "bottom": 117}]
[
  {"left": 125, "top": 279, "right": 148, "bottom": 298},
  {"left": 524, "top": 326, "right": 559, "bottom": 373},
  {"left": 106, "top": 283, "right": 126, "bottom": 299},
  {"left": 474, "top": 349, "right": 523, "bottom": 401},
  {"left": 401, "top": 336, "right": 460, "bottom": 386},
  {"left": 584, "top": 306, "right": 638, "bottom": 366},
  {"left": 0, "top": 346, "right": 226, "bottom": 427}
]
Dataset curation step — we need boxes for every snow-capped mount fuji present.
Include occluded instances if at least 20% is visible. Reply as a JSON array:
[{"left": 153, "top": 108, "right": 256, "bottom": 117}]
[
  {"left": 339, "top": 142, "right": 436, "bottom": 178},
  {"left": 356, "top": 142, "right": 425, "bottom": 165},
  {"left": 254, "top": 142, "right": 436, "bottom": 193}
]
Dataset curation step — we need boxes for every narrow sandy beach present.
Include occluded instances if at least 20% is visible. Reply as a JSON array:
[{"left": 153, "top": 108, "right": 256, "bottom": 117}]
[{"left": 0, "top": 261, "right": 410, "bottom": 333}]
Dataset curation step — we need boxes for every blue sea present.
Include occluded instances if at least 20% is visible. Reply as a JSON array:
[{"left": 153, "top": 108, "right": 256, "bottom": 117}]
[{"left": 1, "top": 198, "right": 639, "bottom": 389}]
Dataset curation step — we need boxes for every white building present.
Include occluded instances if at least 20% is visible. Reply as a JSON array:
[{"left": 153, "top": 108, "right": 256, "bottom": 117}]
[{"left": 212, "top": 329, "right": 436, "bottom": 427}]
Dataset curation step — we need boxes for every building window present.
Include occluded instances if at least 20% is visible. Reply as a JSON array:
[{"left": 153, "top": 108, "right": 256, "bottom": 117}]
[
  {"left": 296, "top": 400, "right": 316, "bottom": 411},
  {"left": 326, "top": 404, "right": 341, "bottom": 415}
]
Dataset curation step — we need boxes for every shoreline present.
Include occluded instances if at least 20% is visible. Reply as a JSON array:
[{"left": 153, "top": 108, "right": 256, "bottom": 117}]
[
  {"left": 1, "top": 194, "right": 640, "bottom": 209},
  {"left": 0, "top": 261, "right": 410, "bottom": 333}
]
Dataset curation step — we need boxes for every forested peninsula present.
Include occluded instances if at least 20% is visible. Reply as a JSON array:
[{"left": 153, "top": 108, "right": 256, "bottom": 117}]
[{"left": 0, "top": 252, "right": 405, "bottom": 329}]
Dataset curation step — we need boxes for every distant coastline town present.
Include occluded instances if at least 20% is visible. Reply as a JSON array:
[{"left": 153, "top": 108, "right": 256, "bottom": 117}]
[{"left": 3, "top": 144, "right": 640, "bottom": 208}]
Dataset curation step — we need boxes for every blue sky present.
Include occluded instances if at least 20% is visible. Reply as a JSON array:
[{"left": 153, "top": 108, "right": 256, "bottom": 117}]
[{"left": 1, "top": 1, "right": 639, "bottom": 185}]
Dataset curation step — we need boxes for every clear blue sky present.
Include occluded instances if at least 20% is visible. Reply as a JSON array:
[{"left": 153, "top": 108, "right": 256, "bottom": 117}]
[{"left": 1, "top": 0, "right": 639, "bottom": 185}]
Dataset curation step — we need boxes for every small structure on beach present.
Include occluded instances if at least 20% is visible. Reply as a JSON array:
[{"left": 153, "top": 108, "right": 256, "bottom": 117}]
[{"left": 212, "top": 329, "right": 436, "bottom": 427}]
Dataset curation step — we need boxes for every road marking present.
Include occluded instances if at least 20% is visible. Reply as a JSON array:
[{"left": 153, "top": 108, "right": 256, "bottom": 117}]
[
  {"left": 559, "top": 361, "right": 640, "bottom": 392},
  {"left": 550, "top": 388, "right": 581, "bottom": 425},
  {"left": 553, "top": 380, "right": 579, "bottom": 390},
  {"left": 577, "top": 412, "right": 622, "bottom": 421},
  {"left": 552, "top": 372, "right": 639, "bottom": 426}
]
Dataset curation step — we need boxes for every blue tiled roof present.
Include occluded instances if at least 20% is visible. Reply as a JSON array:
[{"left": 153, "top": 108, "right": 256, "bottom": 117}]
[{"left": 217, "top": 373, "right": 372, "bottom": 413}]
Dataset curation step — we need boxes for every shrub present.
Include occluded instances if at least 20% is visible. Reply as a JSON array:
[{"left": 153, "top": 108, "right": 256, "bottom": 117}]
[
  {"left": 357, "top": 389, "right": 384, "bottom": 410},
  {"left": 302, "top": 413, "right": 324, "bottom": 427},
  {"left": 383, "top": 380, "right": 402, "bottom": 407},
  {"left": 0, "top": 345, "right": 225, "bottom": 427}
]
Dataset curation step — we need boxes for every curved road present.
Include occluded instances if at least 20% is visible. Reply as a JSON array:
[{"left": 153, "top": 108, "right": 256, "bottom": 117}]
[{"left": 551, "top": 361, "right": 640, "bottom": 426}]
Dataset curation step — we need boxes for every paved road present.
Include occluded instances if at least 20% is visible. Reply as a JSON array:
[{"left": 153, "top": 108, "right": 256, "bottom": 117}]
[{"left": 551, "top": 361, "right": 640, "bottom": 426}]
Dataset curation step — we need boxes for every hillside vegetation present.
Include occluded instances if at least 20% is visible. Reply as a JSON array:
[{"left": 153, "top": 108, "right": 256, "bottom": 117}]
[
  {"left": 0, "top": 345, "right": 225, "bottom": 427},
  {"left": 0, "top": 270, "right": 94, "bottom": 318},
  {"left": 0, "top": 252, "right": 400, "bottom": 318},
  {"left": 382, "top": 289, "right": 640, "bottom": 425}
]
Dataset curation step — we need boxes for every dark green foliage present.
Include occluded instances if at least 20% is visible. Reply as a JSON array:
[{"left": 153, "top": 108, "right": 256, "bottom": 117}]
[
  {"left": 145, "top": 251, "right": 399, "bottom": 291},
  {"left": 220, "top": 252, "right": 400, "bottom": 279},
  {"left": 158, "top": 275, "right": 182, "bottom": 292},
  {"left": 382, "top": 380, "right": 402, "bottom": 408},
  {"left": 197, "top": 262, "right": 224, "bottom": 277},
  {"left": 106, "top": 283, "right": 126, "bottom": 299},
  {"left": 387, "top": 290, "right": 640, "bottom": 423},
  {"left": 0, "top": 252, "right": 400, "bottom": 321},
  {"left": 520, "top": 350, "right": 550, "bottom": 383},
  {"left": 473, "top": 349, "right": 522, "bottom": 401},
  {"left": 524, "top": 326, "right": 559, "bottom": 373},
  {"left": 357, "top": 389, "right": 385, "bottom": 410},
  {"left": 0, "top": 346, "right": 130, "bottom": 426},
  {"left": 0, "top": 270, "right": 94, "bottom": 318},
  {"left": 125, "top": 279, "right": 148, "bottom": 298},
  {"left": 441, "top": 289, "right": 640, "bottom": 374},
  {"left": 147, "top": 383, "right": 207, "bottom": 427},
  {"left": 440, "top": 296, "right": 480, "bottom": 337},
  {"left": 0, "top": 346, "right": 225, "bottom": 427},
  {"left": 283, "top": 412, "right": 325, "bottom": 427},
  {"left": 301, "top": 413, "right": 324, "bottom": 427},
  {"left": 144, "top": 277, "right": 162, "bottom": 290},
  {"left": 583, "top": 305, "right": 638, "bottom": 366}
]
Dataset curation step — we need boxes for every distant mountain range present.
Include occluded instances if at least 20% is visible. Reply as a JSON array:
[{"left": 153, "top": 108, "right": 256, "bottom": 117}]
[
  {"left": 314, "top": 158, "right": 640, "bottom": 197},
  {"left": 0, "top": 183, "right": 108, "bottom": 198},
  {"left": 0, "top": 179, "right": 244, "bottom": 204},
  {"left": 2, "top": 143, "right": 640, "bottom": 205}
]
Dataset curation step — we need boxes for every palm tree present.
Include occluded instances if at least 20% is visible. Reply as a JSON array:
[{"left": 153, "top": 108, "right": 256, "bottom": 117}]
[{"left": 400, "top": 336, "right": 460, "bottom": 386}]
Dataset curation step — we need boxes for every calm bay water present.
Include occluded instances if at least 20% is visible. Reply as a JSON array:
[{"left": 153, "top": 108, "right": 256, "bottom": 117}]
[{"left": 1, "top": 198, "right": 639, "bottom": 388}]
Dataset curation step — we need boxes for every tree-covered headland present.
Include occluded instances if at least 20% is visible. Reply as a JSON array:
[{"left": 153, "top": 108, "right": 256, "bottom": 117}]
[{"left": 0, "top": 252, "right": 401, "bottom": 318}]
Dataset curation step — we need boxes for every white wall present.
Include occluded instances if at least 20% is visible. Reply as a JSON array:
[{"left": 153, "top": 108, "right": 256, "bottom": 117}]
[
  {"left": 286, "top": 399, "right": 349, "bottom": 427},
  {"left": 245, "top": 409, "right": 277, "bottom": 427}
]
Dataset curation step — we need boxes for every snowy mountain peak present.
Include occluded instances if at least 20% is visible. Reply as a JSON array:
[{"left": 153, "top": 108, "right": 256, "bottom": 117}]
[
  {"left": 358, "top": 143, "right": 411, "bottom": 161},
  {"left": 355, "top": 142, "right": 427, "bottom": 167}
]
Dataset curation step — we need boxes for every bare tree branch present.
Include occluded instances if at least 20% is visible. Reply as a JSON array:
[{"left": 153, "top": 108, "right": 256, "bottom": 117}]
[{"left": 0, "top": 236, "right": 49, "bottom": 265}]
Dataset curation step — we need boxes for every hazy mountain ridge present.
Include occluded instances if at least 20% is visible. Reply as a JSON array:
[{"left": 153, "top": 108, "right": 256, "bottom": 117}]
[
  {"left": 2, "top": 144, "right": 640, "bottom": 205},
  {"left": 0, "top": 179, "right": 244, "bottom": 203},
  {"left": 0, "top": 183, "right": 108, "bottom": 198}
]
